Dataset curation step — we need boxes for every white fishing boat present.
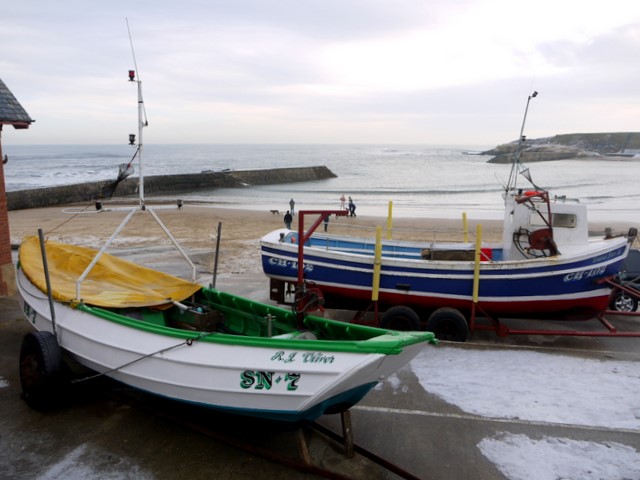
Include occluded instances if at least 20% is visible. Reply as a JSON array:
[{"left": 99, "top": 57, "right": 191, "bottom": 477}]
[
  {"left": 16, "top": 63, "right": 436, "bottom": 422},
  {"left": 17, "top": 236, "right": 434, "bottom": 422}
]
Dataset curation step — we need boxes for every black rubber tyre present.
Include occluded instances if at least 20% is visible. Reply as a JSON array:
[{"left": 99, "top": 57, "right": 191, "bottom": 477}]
[
  {"left": 380, "top": 306, "right": 421, "bottom": 331},
  {"left": 426, "top": 307, "right": 469, "bottom": 342},
  {"left": 19, "top": 331, "right": 66, "bottom": 410},
  {"left": 609, "top": 291, "right": 639, "bottom": 312}
]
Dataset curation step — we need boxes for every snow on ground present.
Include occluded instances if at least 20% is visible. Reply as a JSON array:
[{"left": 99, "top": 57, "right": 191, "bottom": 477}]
[
  {"left": 407, "top": 346, "right": 640, "bottom": 480},
  {"left": 410, "top": 347, "right": 640, "bottom": 429},
  {"left": 478, "top": 434, "right": 640, "bottom": 480}
]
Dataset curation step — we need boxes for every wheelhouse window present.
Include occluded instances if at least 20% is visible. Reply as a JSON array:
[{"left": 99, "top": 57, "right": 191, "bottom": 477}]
[{"left": 530, "top": 213, "right": 577, "bottom": 228}]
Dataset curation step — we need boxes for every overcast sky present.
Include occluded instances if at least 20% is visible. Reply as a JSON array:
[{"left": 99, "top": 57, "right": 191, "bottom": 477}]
[{"left": 2, "top": 0, "right": 640, "bottom": 146}]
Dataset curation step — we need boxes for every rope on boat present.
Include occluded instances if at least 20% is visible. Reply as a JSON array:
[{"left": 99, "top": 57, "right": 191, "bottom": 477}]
[
  {"left": 71, "top": 331, "right": 210, "bottom": 385},
  {"left": 47, "top": 203, "right": 96, "bottom": 235}
]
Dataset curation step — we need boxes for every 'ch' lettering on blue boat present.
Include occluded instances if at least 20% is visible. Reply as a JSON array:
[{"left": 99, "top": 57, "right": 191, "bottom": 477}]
[
  {"left": 563, "top": 266, "right": 607, "bottom": 282},
  {"left": 268, "top": 257, "right": 313, "bottom": 273}
]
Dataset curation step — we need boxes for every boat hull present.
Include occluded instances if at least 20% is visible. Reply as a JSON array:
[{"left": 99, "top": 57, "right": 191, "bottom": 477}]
[
  {"left": 261, "top": 229, "right": 630, "bottom": 320},
  {"left": 16, "top": 266, "right": 428, "bottom": 422}
]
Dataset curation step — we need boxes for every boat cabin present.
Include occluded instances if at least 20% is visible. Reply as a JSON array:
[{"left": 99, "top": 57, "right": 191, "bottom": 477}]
[{"left": 502, "top": 190, "right": 588, "bottom": 260}]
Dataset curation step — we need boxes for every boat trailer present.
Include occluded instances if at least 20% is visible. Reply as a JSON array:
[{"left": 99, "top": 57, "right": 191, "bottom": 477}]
[
  {"left": 468, "top": 291, "right": 640, "bottom": 339},
  {"left": 466, "top": 248, "right": 640, "bottom": 339}
]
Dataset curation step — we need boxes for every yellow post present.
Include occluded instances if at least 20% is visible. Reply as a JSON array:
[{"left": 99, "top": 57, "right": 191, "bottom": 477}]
[
  {"left": 386, "top": 201, "right": 393, "bottom": 239},
  {"left": 462, "top": 212, "right": 468, "bottom": 243},
  {"left": 472, "top": 224, "right": 482, "bottom": 303},
  {"left": 372, "top": 226, "right": 383, "bottom": 301}
]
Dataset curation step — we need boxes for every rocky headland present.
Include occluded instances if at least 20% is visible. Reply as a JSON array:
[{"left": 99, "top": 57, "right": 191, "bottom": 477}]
[{"left": 483, "top": 132, "right": 640, "bottom": 163}]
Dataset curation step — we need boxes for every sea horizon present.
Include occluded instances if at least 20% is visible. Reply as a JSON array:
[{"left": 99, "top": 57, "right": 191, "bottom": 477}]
[{"left": 2, "top": 143, "right": 637, "bottom": 224}]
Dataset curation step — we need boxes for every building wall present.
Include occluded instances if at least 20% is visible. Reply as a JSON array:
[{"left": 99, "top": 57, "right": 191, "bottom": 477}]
[{"left": 0, "top": 129, "right": 15, "bottom": 296}]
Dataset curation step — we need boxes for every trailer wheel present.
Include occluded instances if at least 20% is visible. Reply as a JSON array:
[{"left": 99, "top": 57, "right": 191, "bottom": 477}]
[
  {"left": 381, "top": 306, "right": 421, "bottom": 331},
  {"left": 426, "top": 307, "right": 469, "bottom": 342},
  {"left": 19, "top": 331, "right": 66, "bottom": 410},
  {"left": 609, "top": 291, "right": 638, "bottom": 312}
]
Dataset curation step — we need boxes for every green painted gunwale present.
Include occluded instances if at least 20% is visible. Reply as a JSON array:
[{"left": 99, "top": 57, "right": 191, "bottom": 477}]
[{"left": 76, "top": 287, "right": 436, "bottom": 354}]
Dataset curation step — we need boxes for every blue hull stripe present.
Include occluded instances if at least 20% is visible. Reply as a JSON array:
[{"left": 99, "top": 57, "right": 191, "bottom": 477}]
[{"left": 261, "top": 244, "right": 627, "bottom": 302}]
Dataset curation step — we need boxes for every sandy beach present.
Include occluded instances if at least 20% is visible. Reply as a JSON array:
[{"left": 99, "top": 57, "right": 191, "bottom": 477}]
[
  {"left": 6, "top": 203, "right": 501, "bottom": 280},
  {"left": 8, "top": 201, "right": 633, "bottom": 281}
]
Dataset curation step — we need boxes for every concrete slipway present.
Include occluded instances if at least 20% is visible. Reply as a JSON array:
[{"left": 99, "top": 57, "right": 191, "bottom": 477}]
[{"left": 1, "top": 271, "right": 640, "bottom": 479}]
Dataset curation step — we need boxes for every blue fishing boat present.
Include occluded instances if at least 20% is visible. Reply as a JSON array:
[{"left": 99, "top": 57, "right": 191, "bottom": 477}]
[{"left": 260, "top": 93, "right": 636, "bottom": 340}]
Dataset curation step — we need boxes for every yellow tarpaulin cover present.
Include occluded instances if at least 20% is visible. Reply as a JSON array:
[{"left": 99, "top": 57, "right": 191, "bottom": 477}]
[{"left": 19, "top": 236, "right": 202, "bottom": 308}]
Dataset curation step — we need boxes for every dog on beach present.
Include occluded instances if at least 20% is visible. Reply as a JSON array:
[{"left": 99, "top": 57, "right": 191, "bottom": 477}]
[{"left": 270, "top": 209, "right": 280, "bottom": 215}]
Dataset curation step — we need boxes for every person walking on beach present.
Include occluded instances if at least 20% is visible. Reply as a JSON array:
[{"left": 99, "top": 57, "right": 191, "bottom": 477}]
[
  {"left": 284, "top": 210, "right": 293, "bottom": 229},
  {"left": 289, "top": 198, "right": 295, "bottom": 216},
  {"left": 323, "top": 214, "right": 330, "bottom": 232},
  {"left": 340, "top": 194, "right": 346, "bottom": 210},
  {"left": 348, "top": 198, "right": 356, "bottom": 217}
]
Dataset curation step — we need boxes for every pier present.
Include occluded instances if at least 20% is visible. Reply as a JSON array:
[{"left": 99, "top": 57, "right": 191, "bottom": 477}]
[{"left": 7, "top": 165, "right": 336, "bottom": 210}]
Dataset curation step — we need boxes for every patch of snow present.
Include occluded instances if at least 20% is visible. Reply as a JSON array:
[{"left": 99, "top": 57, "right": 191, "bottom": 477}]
[
  {"left": 478, "top": 433, "right": 640, "bottom": 480},
  {"left": 410, "top": 346, "right": 640, "bottom": 429},
  {"left": 407, "top": 346, "right": 640, "bottom": 480}
]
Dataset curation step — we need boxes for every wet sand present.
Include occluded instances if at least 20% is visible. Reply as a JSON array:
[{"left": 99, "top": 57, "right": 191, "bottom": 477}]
[
  {"left": 8, "top": 203, "right": 495, "bottom": 274},
  {"left": 8, "top": 202, "right": 631, "bottom": 277}
]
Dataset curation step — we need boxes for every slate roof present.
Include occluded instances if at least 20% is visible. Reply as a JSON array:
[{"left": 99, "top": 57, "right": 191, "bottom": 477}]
[{"left": 0, "top": 78, "right": 33, "bottom": 128}]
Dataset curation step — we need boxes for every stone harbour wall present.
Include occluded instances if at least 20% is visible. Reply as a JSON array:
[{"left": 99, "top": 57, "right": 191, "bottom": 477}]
[{"left": 7, "top": 166, "right": 336, "bottom": 210}]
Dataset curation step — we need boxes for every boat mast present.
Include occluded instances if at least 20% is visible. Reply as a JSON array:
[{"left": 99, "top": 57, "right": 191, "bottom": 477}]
[
  {"left": 74, "top": 25, "right": 197, "bottom": 301},
  {"left": 506, "top": 90, "right": 538, "bottom": 195},
  {"left": 127, "top": 18, "right": 147, "bottom": 206},
  {"left": 133, "top": 72, "right": 146, "bottom": 204}
]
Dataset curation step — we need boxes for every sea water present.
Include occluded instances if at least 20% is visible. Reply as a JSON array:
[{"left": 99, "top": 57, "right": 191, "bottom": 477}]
[{"left": 3, "top": 144, "right": 638, "bottom": 222}]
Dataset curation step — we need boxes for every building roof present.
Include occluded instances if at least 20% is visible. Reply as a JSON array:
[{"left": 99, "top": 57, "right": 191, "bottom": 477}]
[{"left": 0, "top": 78, "right": 34, "bottom": 128}]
